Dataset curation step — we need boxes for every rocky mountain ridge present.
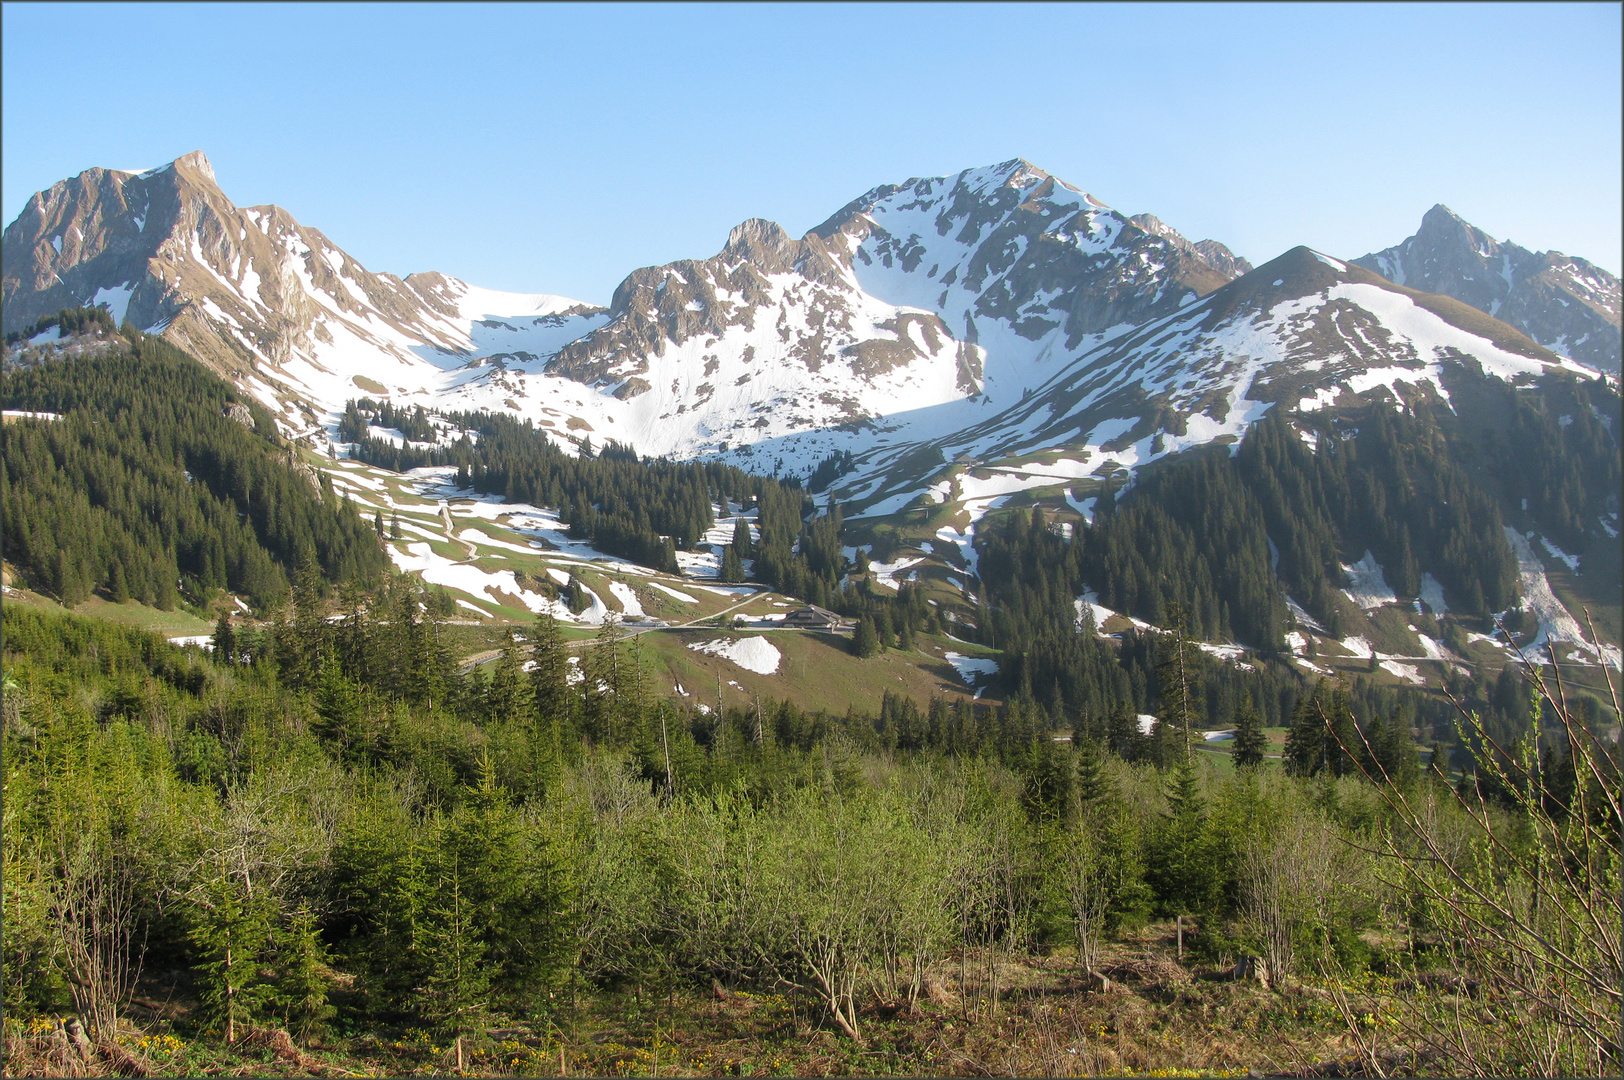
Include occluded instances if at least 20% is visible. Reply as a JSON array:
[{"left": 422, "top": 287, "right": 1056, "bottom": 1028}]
[
  {"left": 1, "top": 151, "right": 599, "bottom": 428},
  {"left": 807, "top": 245, "right": 1589, "bottom": 519},
  {"left": 5, "top": 155, "right": 1271, "bottom": 467},
  {"left": 2, "top": 153, "right": 1610, "bottom": 485},
  {"left": 1354, "top": 204, "right": 1620, "bottom": 373}
]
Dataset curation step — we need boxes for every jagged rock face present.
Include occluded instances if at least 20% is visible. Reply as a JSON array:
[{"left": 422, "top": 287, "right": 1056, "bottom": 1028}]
[
  {"left": 3, "top": 152, "right": 205, "bottom": 339},
  {"left": 544, "top": 218, "right": 856, "bottom": 390},
  {"left": 817, "top": 162, "right": 1238, "bottom": 359},
  {"left": 550, "top": 161, "right": 1250, "bottom": 399},
  {"left": 1354, "top": 205, "right": 1620, "bottom": 373},
  {"left": 1129, "top": 213, "right": 1256, "bottom": 281},
  {"left": 2, "top": 151, "right": 599, "bottom": 425},
  {"left": 446, "top": 159, "right": 1260, "bottom": 460}
]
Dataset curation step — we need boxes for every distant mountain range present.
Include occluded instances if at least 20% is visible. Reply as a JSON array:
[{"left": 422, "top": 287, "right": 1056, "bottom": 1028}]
[
  {"left": 3, "top": 152, "right": 1616, "bottom": 503},
  {"left": 4, "top": 152, "right": 1620, "bottom": 677}
]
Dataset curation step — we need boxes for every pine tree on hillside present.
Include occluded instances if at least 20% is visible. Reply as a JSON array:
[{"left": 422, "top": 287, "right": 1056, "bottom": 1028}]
[
  {"left": 313, "top": 652, "right": 365, "bottom": 761},
  {"left": 419, "top": 858, "right": 489, "bottom": 1072},
  {"left": 566, "top": 573, "right": 591, "bottom": 615},
  {"left": 1148, "top": 757, "right": 1215, "bottom": 919},
  {"left": 212, "top": 614, "right": 236, "bottom": 665},
  {"left": 484, "top": 631, "right": 529, "bottom": 724},
  {"left": 1107, "top": 699, "right": 1141, "bottom": 762},
  {"left": 188, "top": 871, "right": 277, "bottom": 1044},
  {"left": 265, "top": 906, "right": 334, "bottom": 1039},
  {"left": 530, "top": 611, "right": 571, "bottom": 722},
  {"left": 1283, "top": 686, "right": 1325, "bottom": 777},
  {"left": 1365, "top": 705, "right": 1420, "bottom": 787}
]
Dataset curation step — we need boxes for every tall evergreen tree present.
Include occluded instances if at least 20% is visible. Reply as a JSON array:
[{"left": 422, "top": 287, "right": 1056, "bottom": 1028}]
[
  {"left": 1232, "top": 692, "right": 1267, "bottom": 769},
  {"left": 1154, "top": 600, "right": 1201, "bottom": 763},
  {"left": 852, "top": 615, "right": 879, "bottom": 659},
  {"left": 483, "top": 630, "right": 529, "bottom": 724},
  {"left": 719, "top": 543, "right": 745, "bottom": 584},
  {"left": 530, "top": 612, "right": 571, "bottom": 722},
  {"left": 212, "top": 614, "right": 236, "bottom": 665},
  {"left": 731, "top": 515, "right": 753, "bottom": 558},
  {"left": 1147, "top": 758, "right": 1215, "bottom": 918},
  {"left": 1284, "top": 685, "right": 1326, "bottom": 777},
  {"left": 1075, "top": 735, "right": 1113, "bottom": 809}
]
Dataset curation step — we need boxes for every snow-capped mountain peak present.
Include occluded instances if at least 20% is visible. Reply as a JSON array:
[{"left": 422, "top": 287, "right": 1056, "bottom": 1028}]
[
  {"left": 1354, "top": 205, "right": 1621, "bottom": 373},
  {"left": 5, "top": 152, "right": 1601, "bottom": 490},
  {"left": 1, "top": 152, "right": 608, "bottom": 429}
]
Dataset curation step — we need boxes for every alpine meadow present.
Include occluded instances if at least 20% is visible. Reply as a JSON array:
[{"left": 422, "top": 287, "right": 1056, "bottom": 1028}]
[{"left": 2, "top": 13, "right": 1621, "bottom": 1076}]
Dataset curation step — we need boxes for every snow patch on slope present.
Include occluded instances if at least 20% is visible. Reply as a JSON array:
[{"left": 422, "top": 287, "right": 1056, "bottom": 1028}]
[
  {"left": 688, "top": 636, "right": 781, "bottom": 675},
  {"left": 1342, "top": 551, "right": 1397, "bottom": 609},
  {"left": 1503, "top": 527, "right": 1619, "bottom": 669},
  {"left": 944, "top": 652, "right": 999, "bottom": 696}
]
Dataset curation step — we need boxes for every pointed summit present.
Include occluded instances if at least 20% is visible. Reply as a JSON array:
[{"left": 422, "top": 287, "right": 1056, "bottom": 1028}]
[
  {"left": 2, "top": 152, "right": 602, "bottom": 433},
  {"left": 1356, "top": 206, "right": 1620, "bottom": 372},
  {"left": 173, "top": 149, "right": 217, "bottom": 182}
]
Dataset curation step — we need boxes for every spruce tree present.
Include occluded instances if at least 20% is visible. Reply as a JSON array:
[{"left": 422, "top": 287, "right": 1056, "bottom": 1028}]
[
  {"left": 582, "top": 615, "right": 626, "bottom": 743},
  {"left": 1232, "top": 692, "right": 1266, "bottom": 768},
  {"left": 1373, "top": 705, "right": 1420, "bottom": 787},
  {"left": 420, "top": 857, "right": 489, "bottom": 1071},
  {"left": 566, "top": 573, "right": 591, "bottom": 615},
  {"left": 188, "top": 872, "right": 276, "bottom": 1044},
  {"left": 287, "top": 551, "right": 326, "bottom": 689},
  {"left": 483, "top": 631, "right": 528, "bottom": 724},
  {"left": 719, "top": 543, "right": 744, "bottom": 583},
  {"left": 852, "top": 615, "right": 879, "bottom": 658},
  {"left": 1075, "top": 735, "right": 1113, "bottom": 809},
  {"left": 1361, "top": 709, "right": 1390, "bottom": 780},
  {"left": 530, "top": 611, "right": 571, "bottom": 726},
  {"left": 1148, "top": 757, "right": 1215, "bottom": 919},
  {"left": 266, "top": 906, "right": 334, "bottom": 1038},
  {"left": 313, "top": 651, "right": 365, "bottom": 760},
  {"left": 1107, "top": 699, "right": 1140, "bottom": 762},
  {"left": 1283, "top": 686, "right": 1325, "bottom": 776},
  {"left": 212, "top": 613, "right": 236, "bottom": 665},
  {"left": 1324, "top": 686, "right": 1361, "bottom": 778},
  {"left": 1154, "top": 600, "right": 1200, "bottom": 762}
]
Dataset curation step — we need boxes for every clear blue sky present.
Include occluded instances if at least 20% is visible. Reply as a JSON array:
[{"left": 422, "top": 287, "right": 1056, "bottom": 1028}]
[{"left": 4, "top": 2, "right": 1619, "bottom": 301}]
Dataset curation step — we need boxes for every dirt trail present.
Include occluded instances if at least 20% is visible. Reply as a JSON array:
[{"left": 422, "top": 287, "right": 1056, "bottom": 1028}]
[{"left": 442, "top": 505, "right": 478, "bottom": 559}]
